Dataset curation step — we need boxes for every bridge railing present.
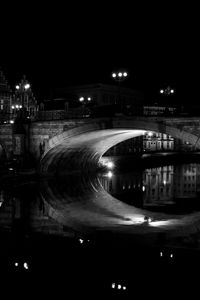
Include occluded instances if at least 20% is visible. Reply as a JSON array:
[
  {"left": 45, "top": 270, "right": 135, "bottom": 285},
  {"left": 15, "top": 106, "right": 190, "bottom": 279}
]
[{"left": 31, "top": 105, "right": 200, "bottom": 122}]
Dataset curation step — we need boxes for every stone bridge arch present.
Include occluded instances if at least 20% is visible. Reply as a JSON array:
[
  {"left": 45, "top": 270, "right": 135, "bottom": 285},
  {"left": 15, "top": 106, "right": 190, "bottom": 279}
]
[{"left": 40, "top": 118, "right": 200, "bottom": 173}]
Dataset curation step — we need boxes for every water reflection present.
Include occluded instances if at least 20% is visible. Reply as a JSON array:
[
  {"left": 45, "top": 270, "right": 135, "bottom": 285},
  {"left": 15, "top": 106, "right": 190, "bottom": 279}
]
[
  {"left": 2, "top": 161, "right": 200, "bottom": 239},
  {"left": 99, "top": 163, "right": 200, "bottom": 214}
]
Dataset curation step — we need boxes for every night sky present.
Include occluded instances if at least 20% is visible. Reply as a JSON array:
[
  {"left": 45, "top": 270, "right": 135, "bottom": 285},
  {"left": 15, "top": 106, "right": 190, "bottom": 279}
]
[{"left": 1, "top": 3, "right": 199, "bottom": 104}]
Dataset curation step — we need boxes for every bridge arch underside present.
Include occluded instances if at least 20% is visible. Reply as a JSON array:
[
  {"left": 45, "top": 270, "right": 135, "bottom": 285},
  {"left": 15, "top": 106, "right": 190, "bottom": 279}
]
[{"left": 40, "top": 120, "right": 200, "bottom": 174}]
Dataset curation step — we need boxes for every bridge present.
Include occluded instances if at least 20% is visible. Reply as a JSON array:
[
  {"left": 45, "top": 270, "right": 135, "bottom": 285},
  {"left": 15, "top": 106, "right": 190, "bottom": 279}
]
[
  {"left": 1, "top": 116, "right": 200, "bottom": 172},
  {"left": 2, "top": 115, "right": 200, "bottom": 243}
]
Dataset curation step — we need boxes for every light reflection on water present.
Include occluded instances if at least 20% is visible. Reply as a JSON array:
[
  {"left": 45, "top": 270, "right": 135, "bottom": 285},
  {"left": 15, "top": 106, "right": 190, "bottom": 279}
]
[
  {"left": 1, "top": 160, "right": 200, "bottom": 237},
  {"left": 98, "top": 163, "right": 200, "bottom": 214}
]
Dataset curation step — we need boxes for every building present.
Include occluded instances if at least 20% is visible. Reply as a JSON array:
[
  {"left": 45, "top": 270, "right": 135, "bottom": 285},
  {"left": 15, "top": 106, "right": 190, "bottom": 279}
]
[
  {"left": 143, "top": 132, "right": 174, "bottom": 152},
  {"left": 52, "top": 83, "right": 144, "bottom": 117},
  {"left": 0, "top": 68, "right": 12, "bottom": 123},
  {"left": 143, "top": 166, "right": 174, "bottom": 207},
  {"left": 105, "top": 132, "right": 175, "bottom": 156}
]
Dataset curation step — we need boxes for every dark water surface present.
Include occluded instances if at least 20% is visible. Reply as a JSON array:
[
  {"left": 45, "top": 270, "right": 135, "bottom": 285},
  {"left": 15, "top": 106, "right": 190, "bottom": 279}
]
[{"left": 1, "top": 155, "right": 200, "bottom": 296}]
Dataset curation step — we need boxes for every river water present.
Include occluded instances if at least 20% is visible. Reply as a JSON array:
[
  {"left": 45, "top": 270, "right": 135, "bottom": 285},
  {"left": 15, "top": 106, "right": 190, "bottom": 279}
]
[
  {"left": 1, "top": 154, "right": 200, "bottom": 295},
  {"left": 1, "top": 154, "right": 200, "bottom": 237}
]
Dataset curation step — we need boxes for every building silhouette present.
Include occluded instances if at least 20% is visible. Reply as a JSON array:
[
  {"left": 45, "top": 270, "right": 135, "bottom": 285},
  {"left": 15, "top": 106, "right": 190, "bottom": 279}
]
[{"left": 0, "top": 68, "right": 12, "bottom": 123}]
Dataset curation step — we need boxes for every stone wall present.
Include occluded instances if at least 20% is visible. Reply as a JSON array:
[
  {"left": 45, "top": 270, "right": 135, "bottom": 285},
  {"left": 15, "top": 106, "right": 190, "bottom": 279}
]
[{"left": 0, "top": 124, "right": 13, "bottom": 159}]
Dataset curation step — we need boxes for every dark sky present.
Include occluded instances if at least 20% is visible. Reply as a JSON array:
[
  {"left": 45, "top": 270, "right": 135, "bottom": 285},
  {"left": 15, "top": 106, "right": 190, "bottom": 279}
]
[{"left": 1, "top": 3, "right": 199, "bottom": 104}]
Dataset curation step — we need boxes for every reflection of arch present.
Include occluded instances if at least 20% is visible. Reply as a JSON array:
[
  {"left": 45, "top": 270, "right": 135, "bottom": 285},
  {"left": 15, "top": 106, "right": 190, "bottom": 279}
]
[
  {"left": 40, "top": 119, "right": 200, "bottom": 173},
  {"left": 39, "top": 173, "right": 200, "bottom": 240}
]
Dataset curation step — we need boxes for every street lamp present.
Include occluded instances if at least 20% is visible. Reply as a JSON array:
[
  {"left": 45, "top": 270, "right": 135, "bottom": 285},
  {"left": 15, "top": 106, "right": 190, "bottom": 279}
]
[
  {"left": 79, "top": 96, "right": 92, "bottom": 117},
  {"left": 111, "top": 70, "right": 128, "bottom": 112},
  {"left": 159, "top": 86, "right": 175, "bottom": 95},
  {"left": 14, "top": 76, "right": 31, "bottom": 120},
  {"left": 112, "top": 71, "right": 128, "bottom": 81}
]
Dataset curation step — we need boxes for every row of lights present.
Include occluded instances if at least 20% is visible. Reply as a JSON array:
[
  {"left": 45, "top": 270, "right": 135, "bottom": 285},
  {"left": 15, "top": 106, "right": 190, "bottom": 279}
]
[
  {"left": 16, "top": 83, "right": 31, "bottom": 90},
  {"left": 112, "top": 71, "right": 128, "bottom": 79},
  {"left": 14, "top": 261, "right": 29, "bottom": 270},
  {"left": 160, "top": 252, "right": 173, "bottom": 258},
  {"left": 79, "top": 96, "right": 92, "bottom": 102},
  {"left": 11, "top": 104, "right": 22, "bottom": 109},
  {"left": 78, "top": 238, "right": 90, "bottom": 244},
  {"left": 111, "top": 282, "right": 127, "bottom": 290}
]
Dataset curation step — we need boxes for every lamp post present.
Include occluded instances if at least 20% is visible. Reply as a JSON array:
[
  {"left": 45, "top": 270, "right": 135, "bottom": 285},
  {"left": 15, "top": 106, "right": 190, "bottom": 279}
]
[
  {"left": 159, "top": 86, "right": 174, "bottom": 95},
  {"left": 12, "top": 76, "right": 32, "bottom": 169},
  {"left": 159, "top": 85, "right": 175, "bottom": 117},
  {"left": 14, "top": 76, "right": 31, "bottom": 120},
  {"left": 79, "top": 96, "right": 92, "bottom": 117},
  {"left": 111, "top": 71, "right": 128, "bottom": 112}
]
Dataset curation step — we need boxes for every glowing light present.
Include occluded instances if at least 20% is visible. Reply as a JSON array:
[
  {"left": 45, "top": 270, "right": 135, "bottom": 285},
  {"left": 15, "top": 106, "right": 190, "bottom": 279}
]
[
  {"left": 148, "top": 132, "right": 153, "bottom": 137},
  {"left": 24, "top": 83, "right": 30, "bottom": 89},
  {"left": 171, "top": 89, "right": 174, "bottom": 93},
  {"left": 160, "top": 252, "right": 163, "bottom": 257},
  {"left": 9, "top": 168, "right": 14, "bottom": 171},
  {"left": 130, "top": 217, "right": 146, "bottom": 224},
  {"left": 16, "top": 105, "right": 19, "bottom": 108},
  {"left": 142, "top": 186, "right": 145, "bottom": 191},
  {"left": 15, "top": 85, "right": 20, "bottom": 90},
  {"left": 118, "top": 72, "right": 122, "bottom": 77},
  {"left": 87, "top": 97, "right": 91, "bottom": 101},
  {"left": 15, "top": 262, "right": 19, "bottom": 267},
  {"left": 79, "top": 238, "right": 84, "bottom": 244},
  {"left": 11, "top": 106, "right": 15, "bottom": 109},
  {"left": 160, "top": 89, "right": 164, "bottom": 94},
  {"left": 149, "top": 220, "right": 173, "bottom": 227},
  {"left": 123, "top": 286, "right": 126, "bottom": 290},
  {"left": 106, "top": 171, "right": 113, "bottom": 178},
  {"left": 123, "top": 72, "right": 128, "bottom": 77},
  {"left": 112, "top": 73, "right": 117, "bottom": 78},
  {"left": 112, "top": 283, "right": 115, "bottom": 289},
  {"left": 170, "top": 254, "right": 173, "bottom": 258},
  {"left": 10, "top": 120, "right": 14, "bottom": 124},
  {"left": 23, "top": 262, "right": 29, "bottom": 270},
  {"left": 118, "top": 284, "right": 122, "bottom": 289},
  {"left": 163, "top": 180, "right": 167, "bottom": 185},
  {"left": 106, "top": 161, "right": 114, "bottom": 169}
]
